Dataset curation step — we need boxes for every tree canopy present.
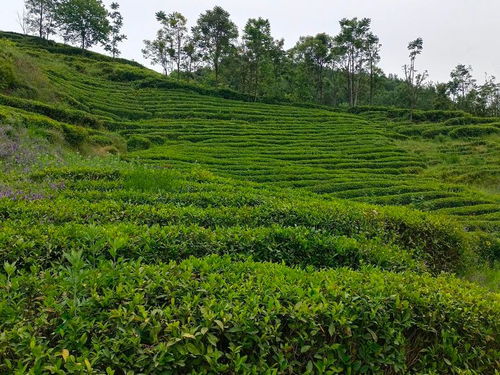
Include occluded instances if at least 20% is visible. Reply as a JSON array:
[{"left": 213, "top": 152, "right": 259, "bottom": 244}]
[{"left": 56, "top": 0, "right": 110, "bottom": 50}]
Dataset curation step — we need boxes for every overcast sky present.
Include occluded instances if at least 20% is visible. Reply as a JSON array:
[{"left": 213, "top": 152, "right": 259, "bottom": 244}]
[{"left": 2, "top": 0, "right": 499, "bottom": 83}]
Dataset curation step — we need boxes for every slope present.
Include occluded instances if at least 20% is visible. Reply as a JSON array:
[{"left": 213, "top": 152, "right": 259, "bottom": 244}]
[{"left": 0, "top": 31, "right": 499, "bottom": 373}]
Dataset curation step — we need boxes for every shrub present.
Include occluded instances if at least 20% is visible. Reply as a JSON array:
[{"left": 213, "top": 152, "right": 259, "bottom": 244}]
[
  {"left": 127, "top": 135, "right": 152, "bottom": 151},
  {"left": 0, "top": 94, "right": 102, "bottom": 128},
  {"left": 0, "top": 256, "right": 498, "bottom": 374},
  {"left": 0, "top": 31, "right": 143, "bottom": 68},
  {"left": 445, "top": 116, "right": 499, "bottom": 126},
  {"left": 123, "top": 167, "right": 185, "bottom": 192},
  {"left": 0, "top": 60, "right": 16, "bottom": 90},
  {"left": 421, "top": 126, "right": 450, "bottom": 138},
  {"left": 0, "top": 222, "right": 420, "bottom": 272},
  {"left": 108, "top": 68, "right": 150, "bottom": 82},
  {"left": 88, "top": 134, "right": 113, "bottom": 146},
  {"left": 61, "top": 124, "right": 88, "bottom": 146},
  {"left": 449, "top": 125, "right": 500, "bottom": 138},
  {"left": 413, "top": 109, "right": 468, "bottom": 122}
]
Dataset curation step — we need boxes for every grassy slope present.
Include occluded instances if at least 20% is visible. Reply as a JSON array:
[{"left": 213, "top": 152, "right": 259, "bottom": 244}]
[
  {"left": 0, "top": 32, "right": 499, "bottom": 373},
  {"left": 2, "top": 32, "right": 498, "bottom": 232}
]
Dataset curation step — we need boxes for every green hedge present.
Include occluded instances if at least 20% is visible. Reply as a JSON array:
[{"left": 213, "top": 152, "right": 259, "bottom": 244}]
[
  {"left": 0, "top": 94, "right": 101, "bottom": 128},
  {"left": 0, "top": 31, "right": 143, "bottom": 68},
  {"left": 0, "top": 191, "right": 470, "bottom": 273},
  {"left": 0, "top": 222, "right": 420, "bottom": 272},
  {"left": 348, "top": 106, "right": 470, "bottom": 122},
  {"left": 127, "top": 135, "right": 152, "bottom": 151},
  {"left": 450, "top": 125, "right": 500, "bottom": 138},
  {"left": 0, "top": 60, "right": 16, "bottom": 91},
  {"left": 1, "top": 255, "right": 498, "bottom": 374},
  {"left": 444, "top": 116, "right": 499, "bottom": 126}
]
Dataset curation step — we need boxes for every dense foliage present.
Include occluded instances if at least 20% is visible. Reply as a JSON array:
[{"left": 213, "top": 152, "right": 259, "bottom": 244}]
[{"left": 1, "top": 256, "right": 499, "bottom": 374}]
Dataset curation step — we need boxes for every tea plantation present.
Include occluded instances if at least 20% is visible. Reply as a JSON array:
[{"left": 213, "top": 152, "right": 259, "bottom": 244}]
[{"left": 0, "top": 32, "right": 499, "bottom": 374}]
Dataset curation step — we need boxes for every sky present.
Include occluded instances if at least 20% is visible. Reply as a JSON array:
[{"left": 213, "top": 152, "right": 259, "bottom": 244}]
[{"left": 1, "top": 0, "right": 499, "bottom": 83}]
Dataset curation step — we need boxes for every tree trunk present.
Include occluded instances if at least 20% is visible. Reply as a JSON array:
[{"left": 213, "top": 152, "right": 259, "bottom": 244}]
[
  {"left": 254, "top": 61, "right": 259, "bottom": 101},
  {"left": 177, "top": 34, "right": 181, "bottom": 80},
  {"left": 39, "top": 3, "right": 44, "bottom": 39},
  {"left": 81, "top": 30, "right": 86, "bottom": 50},
  {"left": 349, "top": 53, "right": 355, "bottom": 107},
  {"left": 369, "top": 60, "right": 374, "bottom": 105},
  {"left": 318, "top": 65, "right": 324, "bottom": 103}
]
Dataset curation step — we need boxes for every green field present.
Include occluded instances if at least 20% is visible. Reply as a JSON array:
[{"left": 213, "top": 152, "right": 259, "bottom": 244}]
[{"left": 0, "top": 32, "right": 499, "bottom": 374}]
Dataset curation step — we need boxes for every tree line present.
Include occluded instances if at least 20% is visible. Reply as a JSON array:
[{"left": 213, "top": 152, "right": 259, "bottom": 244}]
[
  {"left": 20, "top": 0, "right": 125, "bottom": 56},
  {"left": 19, "top": 1, "right": 500, "bottom": 116}
]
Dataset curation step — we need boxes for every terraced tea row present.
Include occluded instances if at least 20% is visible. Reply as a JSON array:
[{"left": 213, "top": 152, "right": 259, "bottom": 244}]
[
  {"left": 0, "top": 164, "right": 474, "bottom": 273},
  {"left": 2, "top": 42, "right": 497, "bottom": 233},
  {"left": 46, "top": 66, "right": 500, "bottom": 228},
  {"left": 125, "top": 119, "right": 498, "bottom": 231}
]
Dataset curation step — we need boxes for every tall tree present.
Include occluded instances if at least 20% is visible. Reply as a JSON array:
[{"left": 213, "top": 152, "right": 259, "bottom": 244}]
[
  {"left": 157, "top": 11, "right": 188, "bottom": 79},
  {"left": 293, "top": 33, "right": 335, "bottom": 102},
  {"left": 334, "top": 18, "right": 373, "bottom": 107},
  {"left": 143, "top": 11, "right": 188, "bottom": 76},
  {"left": 366, "top": 33, "right": 381, "bottom": 105},
  {"left": 192, "top": 6, "right": 238, "bottom": 82},
  {"left": 403, "top": 38, "right": 427, "bottom": 119},
  {"left": 182, "top": 36, "right": 203, "bottom": 76},
  {"left": 475, "top": 75, "right": 500, "bottom": 116},
  {"left": 142, "top": 18, "right": 172, "bottom": 75},
  {"left": 104, "top": 2, "right": 126, "bottom": 58},
  {"left": 448, "top": 64, "right": 476, "bottom": 110},
  {"left": 433, "top": 83, "right": 453, "bottom": 110},
  {"left": 242, "top": 18, "right": 275, "bottom": 99},
  {"left": 56, "top": 0, "right": 110, "bottom": 50},
  {"left": 24, "top": 0, "right": 58, "bottom": 40},
  {"left": 17, "top": 9, "right": 29, "bottom": 35}
]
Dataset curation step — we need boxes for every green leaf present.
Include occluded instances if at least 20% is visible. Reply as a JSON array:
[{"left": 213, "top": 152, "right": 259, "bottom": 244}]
[
  {"left": 367, "top": 328, "right": 378, "bottom": 342},
  {"left": 301, "top": 345, "right": 312, "bottom": 353},
  {"left": 306, "top": 360, "right": 313, "bottom": 372},
  {"left": 328, "top": 323, "right": 335, "bottom": 336}
]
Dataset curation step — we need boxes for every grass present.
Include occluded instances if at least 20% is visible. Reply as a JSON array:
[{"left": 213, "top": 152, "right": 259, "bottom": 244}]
[{"left": 0, "top": 31, "right": 498, "bottom": 373}]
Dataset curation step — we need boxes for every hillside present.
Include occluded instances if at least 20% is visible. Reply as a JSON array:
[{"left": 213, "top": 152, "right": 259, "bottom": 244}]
[{"left": 0, "top": 32, "right": 499, "bottom": 374}]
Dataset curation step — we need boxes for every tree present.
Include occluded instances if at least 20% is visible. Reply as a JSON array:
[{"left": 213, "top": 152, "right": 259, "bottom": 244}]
[
  {"left": 366, "top": 33, "right": 381, "bottom": 105},
  {"left": 192, "top": 6, "right": 238, "bottom": 82},
  {"left": 403, "top": 38, "right": 428, "bottom": 119},
  {"left": 293, "top": 33, "right": 335, "bottom": 102},
  {"left": 17, "top": 9, "right": 29, "bottom": 35},
  {"left": 143, "top": 11, "right": 187, "bottom": 76},
  {"left": 56, "top": 0, "right": 110, "bottom": 50},
  {"left": 142, "top": 24, "right": 172, "bottom": 75},
  {"left": 475, "top": 75, "right": 500, "bottom": 116},
  {"left": 24, "top": 0, "right": 58, "bottom": 40},
  {"left": 433, "top": 83, "right": 453, "bottom": 110},
  {"left": 104, "top": 2, "right": 126, "bottom": 58},
  {"left": 334, "top": 18, "right": 373, "bottom": 106},
  {"left": 182, "top": 36, "right": 203, "bottom": 76},
  {"left": 448, "top": 64, "right": 476, "bottom": 110},
  {"left": 242, "top": 18, "right": 275, "bottom": 99},
  {"left": 157, "top": 11, "right": 188, "bottom": 79}
]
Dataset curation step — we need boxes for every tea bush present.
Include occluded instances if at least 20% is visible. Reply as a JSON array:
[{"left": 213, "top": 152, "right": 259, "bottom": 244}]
[
  {"left": 0, "top": 221, "right": 421, "bottom": 272},
  {"left": 0, "top": 256, "right": 498, "bottom": 374},
  {"left": 0, "top": 60, "right": 16, "bottom": 91},
  {"left": 449, "top": 125, "right": 500, "bottom": 138},
  {"left": 127, "top": 135, "right": 152, "bottom": 151}
]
